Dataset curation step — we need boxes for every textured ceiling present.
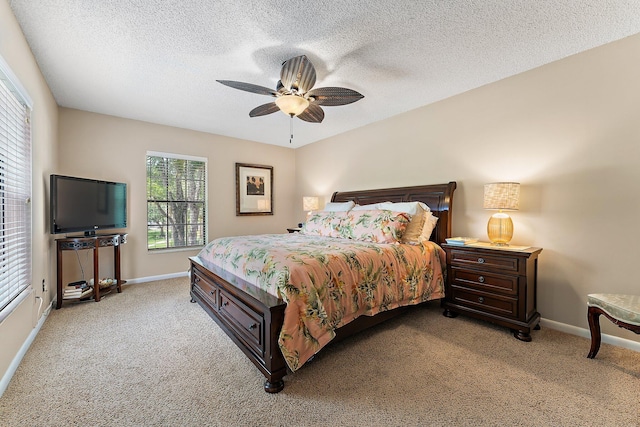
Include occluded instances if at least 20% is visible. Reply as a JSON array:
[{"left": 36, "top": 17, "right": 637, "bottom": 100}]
[{"left": 8, "top": 1, "right": 640, "bottom": 148}]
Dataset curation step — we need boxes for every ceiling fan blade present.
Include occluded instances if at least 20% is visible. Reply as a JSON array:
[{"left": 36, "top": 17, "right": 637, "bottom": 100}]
[
  {"left": 217, "top": 80, "right": 278, "bottom": 97},
  {"left": 306, "top": 87, "right": 364, "bottom": 106},
  {"left": 249, "top": 102, "right": 280, "bottom": 117},
  {"left": 297, "top": 104, "right": 324, "bottom": 123},
  {"left": 280, "top": 55, "right": 316, "bottom": 94}
]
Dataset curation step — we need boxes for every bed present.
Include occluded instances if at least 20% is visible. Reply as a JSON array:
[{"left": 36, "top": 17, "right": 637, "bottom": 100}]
[{"left": 189, "top": 182, "right": 456, "bottom": 393}]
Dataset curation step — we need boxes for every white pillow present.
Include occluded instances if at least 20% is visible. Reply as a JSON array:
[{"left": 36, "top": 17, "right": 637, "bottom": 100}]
[
  {"left": 351, "top": 202, "right": 391, "bottom": 211},
  {"left": 377, "top": 201, "right": 430, "bottom": 215},
  {"left": 323, "top": 200, "right": 356, "bottom": 212}
]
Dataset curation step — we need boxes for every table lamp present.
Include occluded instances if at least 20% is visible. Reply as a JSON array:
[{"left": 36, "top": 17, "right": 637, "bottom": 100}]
[
  {"left": 303, "top": 196, "right": 319, "bottom": 215},
  {"left": 483, "top": 182, "right": 520, "bottom": 246},
  {"left": 300, "top": 196, "right": 319, "bottom": 228}
]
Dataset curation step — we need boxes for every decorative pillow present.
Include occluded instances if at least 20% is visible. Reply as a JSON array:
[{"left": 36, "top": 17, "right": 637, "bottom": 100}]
[
  {"left": 300, "top": 211, "right": 347, "bottom": 237},
  {"left": 370, "top": 201, "right": 431, "bottom": 245},
  {"left": 420, "top": 213, "right": 439, "bottom": 242},
  {"left": 400, "top": 203, "right": 429, "bottom": 244},
  {"left": 340, "top": 210, "right": 410, "bottom": 243},
  {"left": 322, "top": 201, "right": 356, "bottom": 212}
]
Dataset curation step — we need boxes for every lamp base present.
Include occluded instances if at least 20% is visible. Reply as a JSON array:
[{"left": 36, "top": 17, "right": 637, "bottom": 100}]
[{"left": 487, "top": 212, "right": 513, "bottom": 246}]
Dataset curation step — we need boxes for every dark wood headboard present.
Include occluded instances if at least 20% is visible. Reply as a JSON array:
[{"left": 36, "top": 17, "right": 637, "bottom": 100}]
[{"left": 331, "top": 182, "right": 457, "bottom": 245}]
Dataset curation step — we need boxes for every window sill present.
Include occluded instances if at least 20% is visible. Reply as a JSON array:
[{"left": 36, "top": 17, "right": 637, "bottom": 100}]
[{"left": 147, "top": 246, "right": 203, "bottom": 254}]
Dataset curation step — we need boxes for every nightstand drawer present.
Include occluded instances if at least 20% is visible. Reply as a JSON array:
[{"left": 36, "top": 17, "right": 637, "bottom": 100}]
[
  {"left": 449, "top": 249, "right": 520, "bottom": 273},
  {"left": 450, "top": 268, "right": 518, "bottom": 296},
  {"left": 450, "top": 287, "right": 518, "bottom": 318}
]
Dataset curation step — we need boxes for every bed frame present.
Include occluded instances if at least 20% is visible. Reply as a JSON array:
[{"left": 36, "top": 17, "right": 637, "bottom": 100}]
[{"left": 189, "top": 182, "right": 456, "bottom": 393}]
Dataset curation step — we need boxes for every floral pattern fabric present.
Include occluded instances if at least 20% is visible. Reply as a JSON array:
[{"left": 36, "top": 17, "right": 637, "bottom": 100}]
[
  {"left": 300, "top": 211, "right": 347, "bottom": 237},
  {"left": 197, "top": 233, "right": 446, "bottom": 372},
  {"left": 301, "top": 209, "right": 410, "bottom": 243},
  {"left": 342, "top": 210, "right": 410, "bottom": 243}
]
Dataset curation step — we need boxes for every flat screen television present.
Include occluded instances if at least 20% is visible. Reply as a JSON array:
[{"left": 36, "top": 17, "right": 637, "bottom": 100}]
[{"left": 50, "top": 174, "right": 127, "bottom": 235}]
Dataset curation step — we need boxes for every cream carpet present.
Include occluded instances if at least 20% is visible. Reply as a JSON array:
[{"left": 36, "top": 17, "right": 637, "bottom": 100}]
[{"left": 1, "top": 277, "right": 638, "bottom": 426}]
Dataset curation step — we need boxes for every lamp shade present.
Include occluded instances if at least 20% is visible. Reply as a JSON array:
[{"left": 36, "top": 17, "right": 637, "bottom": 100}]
[
  {"left": 483, "top": 182, "right": 520, "bottom": 210},
  {"left": 276, "top": 95, "right": 310, "bottom": 117},
  {"left": 303, "top": 196, "right": 319, "bottom": 212}
]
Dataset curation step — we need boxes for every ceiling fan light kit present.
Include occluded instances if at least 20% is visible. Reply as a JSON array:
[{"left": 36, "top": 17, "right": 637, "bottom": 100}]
[
  {"left": 217, "top": 55, "right": 364, "bottom": 126},
  {"left": 275, "top": 95, "right": 310, "bottom": 117}
]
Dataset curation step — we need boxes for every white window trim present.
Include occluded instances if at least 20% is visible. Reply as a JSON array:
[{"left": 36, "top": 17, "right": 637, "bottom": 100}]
[
  {"left": 0, "top": 54, "right": 33, "bottom": 109},
  {"left": 146, "top": 151, "right": 208, "bottom": 251},
  {"left": 0, "top": 53, "right": 33, "bottom": 323},
  {"left": 147, "top": 151, "right": 206, "bottom": 163}
]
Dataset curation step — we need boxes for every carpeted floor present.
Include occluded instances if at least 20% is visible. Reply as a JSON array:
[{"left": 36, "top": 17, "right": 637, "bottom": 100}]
[{"left": 1, "top": 277, "right": 638, "bottom": 426}]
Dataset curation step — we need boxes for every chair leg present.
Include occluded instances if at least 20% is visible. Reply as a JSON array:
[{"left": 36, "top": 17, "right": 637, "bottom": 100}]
[{"left": 587, "top": 306, "right": 602, "bottom": 359}]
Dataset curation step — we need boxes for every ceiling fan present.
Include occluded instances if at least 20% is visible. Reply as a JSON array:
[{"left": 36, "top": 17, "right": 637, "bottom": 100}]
[{"left": 217, "top": 55, "right": 364, "bottom": 124}]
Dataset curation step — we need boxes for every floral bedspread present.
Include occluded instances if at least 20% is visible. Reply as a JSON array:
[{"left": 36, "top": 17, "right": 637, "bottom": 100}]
[{"left": 197, "top": 233, "right": 446, "bottom": 371}]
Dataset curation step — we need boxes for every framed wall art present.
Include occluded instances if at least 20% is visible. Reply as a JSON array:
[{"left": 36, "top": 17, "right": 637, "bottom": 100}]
[{"left": 236, "top": 162, "right": 273, "bottom": 216}]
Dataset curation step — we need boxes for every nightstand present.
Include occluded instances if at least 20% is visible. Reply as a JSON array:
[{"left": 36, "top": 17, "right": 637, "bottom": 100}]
[{"left": 442, "top": 243, "right": 542, "bottom": 341}]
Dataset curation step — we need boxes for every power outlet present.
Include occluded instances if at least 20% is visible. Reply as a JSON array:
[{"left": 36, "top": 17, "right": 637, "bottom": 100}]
[{"left": 42, "top": 279, "right": 46, "bottom": 292}]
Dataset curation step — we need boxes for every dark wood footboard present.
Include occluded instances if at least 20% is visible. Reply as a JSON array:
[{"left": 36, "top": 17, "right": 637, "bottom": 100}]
[
  {"left": 190, "top": 256, "right": 288, "bottom": 392},
  {"left": 190, "top": 256, "right": 417, "bottom": 393}
]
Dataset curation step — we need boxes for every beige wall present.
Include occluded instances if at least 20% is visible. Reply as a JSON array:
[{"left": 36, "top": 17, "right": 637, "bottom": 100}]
[
  {"left": 296, "top": 33, "right": 640, "bottom": 344},
  {"left": 57, "top": 108, "right": 296, "bottom": 281},
  {"left": 3, "top": 0, "right": 639, "bottom": 387},
  {"left": 0, "top": 0, "right": 59, "bottom": 381}
]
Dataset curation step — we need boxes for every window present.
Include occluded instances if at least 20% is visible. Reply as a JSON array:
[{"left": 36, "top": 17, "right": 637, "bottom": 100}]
[
  {"left": 0, "top": 55, "right": 32, "bottom": 321},
  {"left": 146, "top": 152, "right": 206, "bottom": 250}
]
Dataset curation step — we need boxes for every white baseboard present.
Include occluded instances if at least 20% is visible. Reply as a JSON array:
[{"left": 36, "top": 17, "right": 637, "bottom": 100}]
[
  {"left": 0, "top": 299, "right": 54, "bottom": 397},
  {"left": 123, "top": 270, "right": 189, "bottom": 285},
  {"left": 540, "top": 317, "right": 640, "bottom": 353},
  {"left": 50, "top": 271, "right": 191, "bottom": 306}
]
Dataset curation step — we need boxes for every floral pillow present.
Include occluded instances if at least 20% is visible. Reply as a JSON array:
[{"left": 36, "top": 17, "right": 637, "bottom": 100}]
[
  {"left": 340, "top": 210, "right": 410, "bottom": 243},
  {"left": 300, "top": 211, "right": 347, "bottom": 238}
]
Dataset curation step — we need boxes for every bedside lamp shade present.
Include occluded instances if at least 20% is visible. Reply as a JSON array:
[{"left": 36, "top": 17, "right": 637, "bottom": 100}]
[
  {"left": 484, "top": 182, "right": 520, "bottom": 246},
  {"left": 303, "top": 196, "right": 319, "bottom": 213}
]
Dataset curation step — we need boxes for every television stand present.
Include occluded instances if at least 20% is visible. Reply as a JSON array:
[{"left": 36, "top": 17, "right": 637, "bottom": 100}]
[{"left": 55, "top": 233, "right": 127, "bottom": 309}]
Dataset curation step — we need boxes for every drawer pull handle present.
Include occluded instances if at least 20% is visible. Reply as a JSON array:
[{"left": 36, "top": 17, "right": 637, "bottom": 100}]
[
  {"left": 222, "top": 301, "right": 229, "bottom": 307},
  {"left": 209, "top": 290, "right": 215, "bottom": 295},
  {"left": 248, "top": 323, "right": 258, "bottom": 330},
  {"left": 478, "top": 276, "right": 485, "bottom": 283},
  {"left": 194, "top": 277, "right": 200, "bottom": 283},
  {"left": 478, "top": 257, "right": 485, "bottom": 264},
  {"left": 478, "top": 296, "right": 484, "bottom": 303}
]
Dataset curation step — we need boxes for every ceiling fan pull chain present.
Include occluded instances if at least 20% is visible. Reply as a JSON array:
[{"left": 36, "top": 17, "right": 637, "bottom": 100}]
[{"left": 289, "top": 116, "right": 294, "bottom": 144}]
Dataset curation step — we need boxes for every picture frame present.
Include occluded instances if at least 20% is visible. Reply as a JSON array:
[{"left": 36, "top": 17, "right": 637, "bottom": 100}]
[{"left": 236, "top": 162, "right": 274, "bottom": 216}]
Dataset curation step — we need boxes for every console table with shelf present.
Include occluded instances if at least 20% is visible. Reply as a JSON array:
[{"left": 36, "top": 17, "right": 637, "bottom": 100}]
[{"left": 55, "top": 233, "right": 127, "bottom": 309}]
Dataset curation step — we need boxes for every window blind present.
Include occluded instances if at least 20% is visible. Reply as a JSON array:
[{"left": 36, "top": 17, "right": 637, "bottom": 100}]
[
  {"left": 146, "top": 152, "right": 206, "bottom": 250},
  {"left": 0, "top": 65, "right": 32, "bottom": 320}
]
